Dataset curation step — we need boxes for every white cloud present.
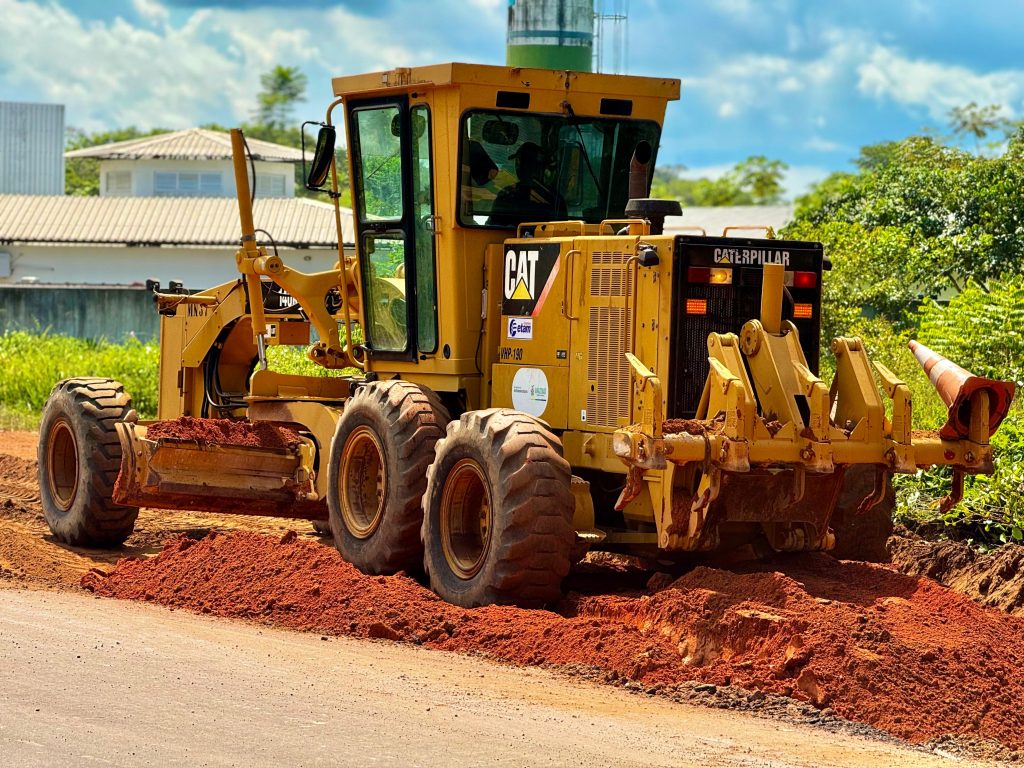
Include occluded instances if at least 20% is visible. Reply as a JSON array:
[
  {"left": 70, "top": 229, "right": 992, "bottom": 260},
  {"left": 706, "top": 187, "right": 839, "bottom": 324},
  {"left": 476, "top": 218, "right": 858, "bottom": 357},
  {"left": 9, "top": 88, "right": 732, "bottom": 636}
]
[
  {"left": 782, "top": 164, "right": 830, "bottom": 198},
  {"left": 131, "top": 0, "right": 168, "bottom": 25},
  {"left": 0, "top": 0, "right": 331, "bottom": 130},
  {"left": 0, "top": 0, "right": 463, "bottom": 132},
  {"left": 857, "top": 46, "right": 1024, "bottom": 121},
  {"left": 805, "top": 136, "right": 845, "bottom": 153},
  {"left": 718, "top": 101, "right": 737, "bottom": 118}
]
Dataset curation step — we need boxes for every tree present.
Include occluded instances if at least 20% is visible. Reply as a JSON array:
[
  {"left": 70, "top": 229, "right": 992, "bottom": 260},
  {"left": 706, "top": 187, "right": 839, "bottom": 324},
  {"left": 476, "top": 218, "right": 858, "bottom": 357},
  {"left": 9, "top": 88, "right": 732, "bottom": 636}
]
[
  {"left": 948, "top": 102, "right": 1009, "bottom": 150},
  {"left": 650, "top": 156, "right": 788, "bottom": 206},
  {"left": 254, "top": 65, "right": 308, "bottom": 131},
  {"left": 729, "top": 155, "right": 787, "bottom": 205}
]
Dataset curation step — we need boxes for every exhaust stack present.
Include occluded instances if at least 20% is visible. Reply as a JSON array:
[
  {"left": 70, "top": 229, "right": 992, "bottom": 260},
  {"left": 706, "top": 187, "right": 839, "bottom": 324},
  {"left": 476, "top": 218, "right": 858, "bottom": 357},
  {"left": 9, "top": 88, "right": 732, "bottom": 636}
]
[{"left": 909, "top": 340, "right": 1015, "bottom": 441}]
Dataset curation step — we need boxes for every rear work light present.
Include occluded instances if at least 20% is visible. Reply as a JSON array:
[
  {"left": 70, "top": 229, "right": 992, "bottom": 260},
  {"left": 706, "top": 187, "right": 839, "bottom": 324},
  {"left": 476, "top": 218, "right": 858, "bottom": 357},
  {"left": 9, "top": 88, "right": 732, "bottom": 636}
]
[
  {"left": 784, "top": 270, "right": 817, "bottom": 289},
  {"left": 686, "top": 298, "right": 707, "bottom": 315},
  {"left": 793, "top": 303, "right": 814, "bottom": 319},
  {"left": 687, "top": 266, "right": 733, "bottom": 285}
]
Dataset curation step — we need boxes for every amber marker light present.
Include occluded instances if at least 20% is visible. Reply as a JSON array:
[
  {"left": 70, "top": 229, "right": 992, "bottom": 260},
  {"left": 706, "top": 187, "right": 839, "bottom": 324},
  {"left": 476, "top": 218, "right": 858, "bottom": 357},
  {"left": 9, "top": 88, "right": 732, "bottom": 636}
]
[
  {"left": 709, "top": 267, "right": 733, "bottom": 285},
  {"left": 793, "top": 303, "right": 814, "bottom": 319}
]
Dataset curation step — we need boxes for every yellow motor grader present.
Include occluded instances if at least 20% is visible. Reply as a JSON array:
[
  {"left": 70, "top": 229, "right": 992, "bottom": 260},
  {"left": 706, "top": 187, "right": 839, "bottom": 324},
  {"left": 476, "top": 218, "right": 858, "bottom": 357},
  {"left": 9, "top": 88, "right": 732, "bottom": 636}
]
[{"left": 38, "top": 63, "right": 1014, "bottom": 607}]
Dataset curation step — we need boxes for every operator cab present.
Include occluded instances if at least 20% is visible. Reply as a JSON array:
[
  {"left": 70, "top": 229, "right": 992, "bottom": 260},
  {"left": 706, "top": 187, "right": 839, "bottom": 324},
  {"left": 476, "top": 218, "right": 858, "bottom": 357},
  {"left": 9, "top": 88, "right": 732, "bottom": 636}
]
[{"left": 306, "top": 63, "right": 680, "bottom": 385}]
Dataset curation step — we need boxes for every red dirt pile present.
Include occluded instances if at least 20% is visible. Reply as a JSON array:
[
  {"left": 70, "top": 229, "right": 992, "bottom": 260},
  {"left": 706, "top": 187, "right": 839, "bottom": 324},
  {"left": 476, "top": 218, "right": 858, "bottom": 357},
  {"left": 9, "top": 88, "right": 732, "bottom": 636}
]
[
  {"left": 83, "top": 531, "right": 1024, "bottom": 749},
  {"left": 0, "top": 454, "right": 40, "bottom": 509},
  {"left": 146, "top": 417, "right": 301, "bottom": 450},
  {"left": 889, "top": 534, "right": 1024, "bottom": 616}
]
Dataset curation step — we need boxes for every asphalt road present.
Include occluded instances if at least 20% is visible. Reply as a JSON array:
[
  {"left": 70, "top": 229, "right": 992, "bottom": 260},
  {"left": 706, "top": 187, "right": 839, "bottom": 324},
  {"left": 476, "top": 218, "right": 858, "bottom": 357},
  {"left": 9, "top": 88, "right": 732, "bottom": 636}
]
[{"left": 0, "top": 588, "right": 982, "bottom": 768}]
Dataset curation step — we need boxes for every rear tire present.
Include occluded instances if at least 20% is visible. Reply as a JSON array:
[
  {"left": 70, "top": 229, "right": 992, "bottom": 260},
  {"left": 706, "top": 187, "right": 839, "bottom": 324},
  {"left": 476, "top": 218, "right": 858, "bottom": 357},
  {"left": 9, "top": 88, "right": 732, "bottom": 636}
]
[
  {"left": 37, "top": 378, "right": 138, "bottom": 547},
  {"left": 829, "top": 466, "right": 895, "bottom": 562},
  {"left": 327, "top": 381, "right": 449, "bottom": 574},
  {"left": 422, "top": 409, "right": 574, "bottom": 608}
]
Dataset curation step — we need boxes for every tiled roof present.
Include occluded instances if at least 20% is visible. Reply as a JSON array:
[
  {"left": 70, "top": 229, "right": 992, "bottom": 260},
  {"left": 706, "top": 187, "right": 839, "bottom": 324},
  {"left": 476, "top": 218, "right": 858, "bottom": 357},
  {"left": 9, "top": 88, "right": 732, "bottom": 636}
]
[
  {"left": 64, "top": 128, "right": 304, "bottom": 163},
  {"left": 0, "top": 195, "right": 354, "bottom": 247},
  {"left": 664, "top": 206, "right": 795, "bottom": 238}
]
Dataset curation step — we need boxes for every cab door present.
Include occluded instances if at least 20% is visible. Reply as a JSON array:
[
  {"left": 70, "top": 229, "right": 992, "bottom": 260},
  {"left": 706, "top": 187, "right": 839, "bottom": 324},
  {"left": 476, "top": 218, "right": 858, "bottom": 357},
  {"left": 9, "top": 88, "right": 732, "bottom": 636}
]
[{"left": 348, "top": 97, "right": 438, "bottom": 359}]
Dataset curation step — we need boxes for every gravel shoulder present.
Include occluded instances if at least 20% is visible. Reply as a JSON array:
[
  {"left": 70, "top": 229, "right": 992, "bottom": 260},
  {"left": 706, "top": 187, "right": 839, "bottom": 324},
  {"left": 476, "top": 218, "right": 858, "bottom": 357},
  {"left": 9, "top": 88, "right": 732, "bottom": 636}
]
[{"left": 0, "top": 588, "right": 978, "bottom": 768}]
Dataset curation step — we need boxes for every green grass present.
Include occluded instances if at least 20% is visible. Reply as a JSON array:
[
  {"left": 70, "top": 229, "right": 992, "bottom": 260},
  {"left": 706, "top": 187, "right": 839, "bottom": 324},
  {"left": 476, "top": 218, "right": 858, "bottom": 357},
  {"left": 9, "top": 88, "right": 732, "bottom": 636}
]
[
  {"left": 0, "top": 331, "right": 356, "bottom": 430},
  {"left": 0, "top": 330, "right": 160, "bottom": 429}
]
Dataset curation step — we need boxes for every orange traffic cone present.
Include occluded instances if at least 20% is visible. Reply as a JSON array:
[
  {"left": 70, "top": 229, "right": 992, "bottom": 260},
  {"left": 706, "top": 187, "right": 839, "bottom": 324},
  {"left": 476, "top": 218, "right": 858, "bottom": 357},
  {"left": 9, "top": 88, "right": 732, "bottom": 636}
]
[{"left": 909, "top": 340, "right": 1016, "bottom": 441}]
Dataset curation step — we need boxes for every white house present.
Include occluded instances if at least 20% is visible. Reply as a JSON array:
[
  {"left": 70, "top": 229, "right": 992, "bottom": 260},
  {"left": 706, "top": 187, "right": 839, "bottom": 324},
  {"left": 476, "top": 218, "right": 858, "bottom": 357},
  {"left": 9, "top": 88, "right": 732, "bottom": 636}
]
[{"left": 64, "top": 128, "right": 303, "bottom": 199}]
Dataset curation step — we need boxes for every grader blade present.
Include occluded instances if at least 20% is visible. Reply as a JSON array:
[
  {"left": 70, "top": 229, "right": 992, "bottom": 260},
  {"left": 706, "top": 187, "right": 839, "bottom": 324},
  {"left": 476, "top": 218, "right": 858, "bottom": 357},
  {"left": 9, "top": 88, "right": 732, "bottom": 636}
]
[
  {"left": 113, "top": 422, "right": 326, "bottom": 520},
  {"left": 612, "top": 263, "right": 1016, "bottom": 553}
]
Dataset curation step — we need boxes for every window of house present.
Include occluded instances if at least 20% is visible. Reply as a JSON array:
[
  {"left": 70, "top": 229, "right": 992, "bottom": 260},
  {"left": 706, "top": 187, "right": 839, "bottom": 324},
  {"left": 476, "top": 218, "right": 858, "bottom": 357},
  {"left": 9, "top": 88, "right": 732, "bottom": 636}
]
[
  {"left": 153, "top": 171, "right": 223, "bottom": 196},
  {"left": 105, "top": 171, "right": 132, "bottom": 196},
  {"left": 255, "top": 174, "right": 287, "bottom": 197}
]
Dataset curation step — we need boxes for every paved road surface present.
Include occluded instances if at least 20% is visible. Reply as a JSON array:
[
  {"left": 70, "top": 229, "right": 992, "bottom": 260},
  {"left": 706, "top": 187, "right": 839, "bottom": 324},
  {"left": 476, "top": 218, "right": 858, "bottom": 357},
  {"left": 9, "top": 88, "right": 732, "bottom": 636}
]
[{"left": 0, "top": 588, "right": 982, "bottom": 767}]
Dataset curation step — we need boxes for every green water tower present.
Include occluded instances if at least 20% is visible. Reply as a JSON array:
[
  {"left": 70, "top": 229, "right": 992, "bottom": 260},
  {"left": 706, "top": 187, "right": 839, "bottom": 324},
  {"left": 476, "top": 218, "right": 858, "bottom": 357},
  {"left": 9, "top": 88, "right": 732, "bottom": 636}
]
[{"left": 506, "top": 0, "right": 595, "bottom": 72}]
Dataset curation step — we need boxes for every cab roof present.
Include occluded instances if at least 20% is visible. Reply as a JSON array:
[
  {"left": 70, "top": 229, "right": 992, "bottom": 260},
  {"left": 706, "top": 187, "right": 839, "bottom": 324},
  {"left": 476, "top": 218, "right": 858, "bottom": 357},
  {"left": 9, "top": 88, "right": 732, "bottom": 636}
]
[{"left": 331, "top": 62, "right": 681, "bottom": 102}]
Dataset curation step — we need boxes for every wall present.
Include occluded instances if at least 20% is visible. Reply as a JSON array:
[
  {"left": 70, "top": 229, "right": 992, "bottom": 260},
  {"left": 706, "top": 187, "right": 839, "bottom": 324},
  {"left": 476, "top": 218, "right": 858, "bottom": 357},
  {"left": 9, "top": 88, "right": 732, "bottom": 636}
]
[
  {"left": 98, "top": 159, "right": 295, "bottom": 198},
  {"left": 0, "top": 243, "right": 343, "bottom": 291},
  {"left": 0, "top": 102, "right": 64, "bottom": 195},
  {"left": 0, "top": 284, "right": 159, "bottom": 340}
]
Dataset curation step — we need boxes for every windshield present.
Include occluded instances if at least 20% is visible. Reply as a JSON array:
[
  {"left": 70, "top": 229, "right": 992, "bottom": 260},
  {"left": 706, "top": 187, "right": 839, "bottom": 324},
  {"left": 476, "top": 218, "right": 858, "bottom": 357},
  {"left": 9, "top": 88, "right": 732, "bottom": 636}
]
[{"left": 459, "top": 110, "right": 661, "bottom": 229}]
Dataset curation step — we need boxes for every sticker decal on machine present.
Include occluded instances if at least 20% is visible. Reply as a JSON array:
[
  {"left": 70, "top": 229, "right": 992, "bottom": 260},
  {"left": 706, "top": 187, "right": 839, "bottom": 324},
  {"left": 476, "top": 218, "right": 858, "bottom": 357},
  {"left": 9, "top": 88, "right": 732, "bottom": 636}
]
[
  {"left": 502, "top": 242, "right": 561, "bottom": 317},
  {"left": 510, "top": 367, "right": 549, "bottom": 418},
  {"left": 506, "top": 317, "right": 533, "bottom": 340}
]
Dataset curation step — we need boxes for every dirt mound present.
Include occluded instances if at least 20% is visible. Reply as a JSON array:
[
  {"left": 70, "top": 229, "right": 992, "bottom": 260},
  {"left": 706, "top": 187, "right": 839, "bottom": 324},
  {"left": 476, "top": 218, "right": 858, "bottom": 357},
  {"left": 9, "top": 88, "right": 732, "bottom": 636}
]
[
  {"left": 146, "top": 417, "right": 301, "bottom": 449},
  {"left": 889, "top": 534, "right": 1024, "bottom": 616},
  {"left": 83, "top": 531, "right": 1024, "bottom": 749},
  {"left": 0, "top": 454, "right": 41, "bottom": 512}
]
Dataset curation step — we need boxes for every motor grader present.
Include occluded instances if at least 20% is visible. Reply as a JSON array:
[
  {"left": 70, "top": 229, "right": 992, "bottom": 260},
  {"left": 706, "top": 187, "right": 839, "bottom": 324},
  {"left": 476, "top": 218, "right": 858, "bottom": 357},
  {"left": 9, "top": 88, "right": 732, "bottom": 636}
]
[{"left": 38, "top": 63, "right": 1015, "bottom": 607}]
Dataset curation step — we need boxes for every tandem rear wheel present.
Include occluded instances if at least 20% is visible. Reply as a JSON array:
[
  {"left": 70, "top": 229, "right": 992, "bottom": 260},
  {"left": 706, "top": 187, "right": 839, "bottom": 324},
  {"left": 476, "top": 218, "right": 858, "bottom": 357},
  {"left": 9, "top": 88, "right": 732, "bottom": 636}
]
[
  {"left": 421, "top": 409, "right": 575, "bottom": 608},
  {"left": 327, "top": 380, "right": 449, "bottom": 574}
]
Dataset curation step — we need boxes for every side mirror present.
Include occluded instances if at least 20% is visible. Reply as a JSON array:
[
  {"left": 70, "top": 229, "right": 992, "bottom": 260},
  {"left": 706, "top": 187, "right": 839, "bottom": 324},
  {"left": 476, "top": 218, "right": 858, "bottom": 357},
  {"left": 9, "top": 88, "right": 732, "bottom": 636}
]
[{"left": 303, "top": 122, "right": 336, "bottom": 190}]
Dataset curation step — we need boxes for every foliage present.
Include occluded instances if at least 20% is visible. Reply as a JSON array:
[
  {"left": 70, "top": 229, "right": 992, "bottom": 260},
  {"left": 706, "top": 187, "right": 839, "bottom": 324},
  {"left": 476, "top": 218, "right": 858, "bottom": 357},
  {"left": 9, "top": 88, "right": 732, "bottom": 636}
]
[
  {"left": 0, "top": 331, "right": 159, "bottom": 428},
  {"left": 255, "top": 65, "right": 307, "bottom": 130},
  {"left": 948, "top": 102, "right": 1011, "bottom": 148},
  {"left": 791, "top": 131, "right": 1024, "bottom": 300},
  {"left": 917, "top": 277, "right": 1024, "bottom": 386},
  {"left": 650, "top": 155, "right": 788, "bottom": 206},
  {"left": 790, "top": 116, "right": 1024, "bottom": 546}
]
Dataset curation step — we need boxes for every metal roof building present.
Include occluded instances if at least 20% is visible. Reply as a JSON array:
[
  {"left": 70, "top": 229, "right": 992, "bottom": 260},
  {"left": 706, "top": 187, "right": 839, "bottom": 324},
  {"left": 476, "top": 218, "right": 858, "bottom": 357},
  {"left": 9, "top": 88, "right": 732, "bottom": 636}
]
[
  {"left": 64, "top": 128, "right": 304, "bottom": 163},
  {"left": 0, "top": 195, "right": 354, "bottom": 289},
  {"left": 0, "top": 195, "right": 352, "bottom": 247}
]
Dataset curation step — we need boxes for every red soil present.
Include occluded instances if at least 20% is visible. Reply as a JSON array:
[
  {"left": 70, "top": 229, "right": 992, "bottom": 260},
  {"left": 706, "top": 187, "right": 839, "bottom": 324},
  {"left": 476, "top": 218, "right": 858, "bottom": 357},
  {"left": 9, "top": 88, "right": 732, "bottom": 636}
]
[
  {"left": 146, "top": 417, "right": 301, "bottom": 450},
  {"left": 82, "top": 531, "right": 1024, "bottom": 749}
]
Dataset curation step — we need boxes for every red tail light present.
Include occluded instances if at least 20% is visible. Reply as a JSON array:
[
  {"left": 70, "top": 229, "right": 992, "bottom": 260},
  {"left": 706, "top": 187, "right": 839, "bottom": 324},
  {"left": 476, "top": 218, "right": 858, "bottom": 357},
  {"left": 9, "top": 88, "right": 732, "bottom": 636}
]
[{"left": 793, "top": 271, "right": 817, "bottom": 289}]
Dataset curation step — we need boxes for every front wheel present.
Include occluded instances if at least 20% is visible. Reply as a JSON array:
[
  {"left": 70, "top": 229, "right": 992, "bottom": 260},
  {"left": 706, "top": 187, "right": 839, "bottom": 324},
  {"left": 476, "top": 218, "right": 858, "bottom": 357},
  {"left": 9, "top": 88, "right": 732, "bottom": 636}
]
[
  {"left": 422, "top": 409, "right": 574, "bottom": 608},
  {"left": 37, "top": 378, "right": 138, "bottom": 547}
]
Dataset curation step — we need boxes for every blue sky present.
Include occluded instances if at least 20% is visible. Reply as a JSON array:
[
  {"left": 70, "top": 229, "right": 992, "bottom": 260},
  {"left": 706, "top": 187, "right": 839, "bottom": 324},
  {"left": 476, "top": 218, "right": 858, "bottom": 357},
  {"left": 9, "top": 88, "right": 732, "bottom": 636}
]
[{"left": 2, "top": 0, "right": 1024, "bottom": 196}]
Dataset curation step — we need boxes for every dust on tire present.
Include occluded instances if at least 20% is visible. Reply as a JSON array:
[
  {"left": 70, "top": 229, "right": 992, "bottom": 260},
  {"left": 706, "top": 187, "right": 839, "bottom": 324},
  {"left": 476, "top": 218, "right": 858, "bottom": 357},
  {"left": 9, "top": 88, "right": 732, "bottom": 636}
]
[
  {"left": 422, "top": 408, "right": 574, "bottom": 608},
  {"left": 327, "top": 380, "right": 449, "bottom": 574}
]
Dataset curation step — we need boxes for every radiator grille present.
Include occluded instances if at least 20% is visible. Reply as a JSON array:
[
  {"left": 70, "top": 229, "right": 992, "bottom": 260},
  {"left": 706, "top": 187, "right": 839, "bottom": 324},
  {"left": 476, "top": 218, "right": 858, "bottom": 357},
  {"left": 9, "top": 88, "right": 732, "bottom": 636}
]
[{"left": 585, "top": 249, "right": 633, "bottom": 428}]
